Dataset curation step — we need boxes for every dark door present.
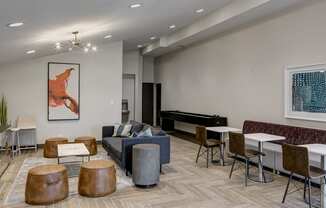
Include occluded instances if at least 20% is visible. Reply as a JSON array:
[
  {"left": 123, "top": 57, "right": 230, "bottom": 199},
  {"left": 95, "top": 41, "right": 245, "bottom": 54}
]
[
  {"left": 156, "top": 83, "right": 161, "bottom": 126},
  {"left": 142, "top": 83, "right": 154, "bottom": 125}
]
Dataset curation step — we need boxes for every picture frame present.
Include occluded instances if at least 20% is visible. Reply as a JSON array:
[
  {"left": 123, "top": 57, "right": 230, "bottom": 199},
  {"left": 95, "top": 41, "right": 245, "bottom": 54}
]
[
  {"left": 284, "top": 63, "right": 326, "bottom": 122},
  {"left": 48, "top": 62, "right": 80, "bottom": 121}
]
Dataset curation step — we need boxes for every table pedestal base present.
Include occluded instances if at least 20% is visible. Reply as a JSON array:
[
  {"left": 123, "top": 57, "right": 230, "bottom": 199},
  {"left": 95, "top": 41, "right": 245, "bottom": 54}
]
[{"left": 248, "top": 172, "right": 273, "bottom": 183}]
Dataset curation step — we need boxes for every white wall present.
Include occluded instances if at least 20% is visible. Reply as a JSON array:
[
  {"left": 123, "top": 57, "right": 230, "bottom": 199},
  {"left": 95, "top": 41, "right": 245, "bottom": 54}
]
[
  {"left": 155, "top": 1, "right": 326, "bottom": 131},
  {"left": 143, "top": 56, "right": 154, "bottom": 83},
  {"left": 123, "top": 50, "right": 143, "bottom": 122},
  {"left": 0, "top": 41, "right": 123, "bottom": 143}
]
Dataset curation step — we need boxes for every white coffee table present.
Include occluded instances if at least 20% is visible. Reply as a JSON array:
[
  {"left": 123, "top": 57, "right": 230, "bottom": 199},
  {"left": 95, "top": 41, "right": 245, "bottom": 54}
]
[
  {"left": 244, "top": 133, "right": 285, "bottom": 183},
  {"left": 206, "top": 126, "right": 242, "bottom": 165},
  {"left": 57, "top": 143, "right": 90, "bottom": 164}
]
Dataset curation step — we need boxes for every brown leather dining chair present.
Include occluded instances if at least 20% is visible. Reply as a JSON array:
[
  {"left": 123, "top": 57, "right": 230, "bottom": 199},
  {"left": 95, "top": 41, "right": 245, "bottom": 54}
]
[
  {"left": 282, "top": 144, "right": 326, "bottom": 208},
  {"left": 195, "top": 126, "right": 223, "bottom": 168},
  {"left": 228, "top": 132, "right": 263, "bottom": 186}
]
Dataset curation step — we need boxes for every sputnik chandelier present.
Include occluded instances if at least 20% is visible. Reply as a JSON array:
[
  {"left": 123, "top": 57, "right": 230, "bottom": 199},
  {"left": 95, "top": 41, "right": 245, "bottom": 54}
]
[{"left": 55, "top": 31, "right": 97, "bottom": 53}]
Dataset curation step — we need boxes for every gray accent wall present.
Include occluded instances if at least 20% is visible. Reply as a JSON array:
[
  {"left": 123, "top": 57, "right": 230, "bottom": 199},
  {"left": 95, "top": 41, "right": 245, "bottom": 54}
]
[{"left": 155, "top": 1, "right": 326, "bottom": 131}]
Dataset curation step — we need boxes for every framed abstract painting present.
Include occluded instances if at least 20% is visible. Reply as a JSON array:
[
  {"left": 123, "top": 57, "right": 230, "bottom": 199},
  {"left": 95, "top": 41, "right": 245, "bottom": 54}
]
[
  {"left": 48, "top": 62, "right": 80, "bottom": 121},
  {"left": 285, "top": 64, "right": 326, "bottom": 122}
]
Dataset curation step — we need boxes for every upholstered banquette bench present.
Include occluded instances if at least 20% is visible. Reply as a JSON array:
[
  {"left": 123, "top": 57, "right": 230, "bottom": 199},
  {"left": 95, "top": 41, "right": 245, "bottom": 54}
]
[
  {"left": 243, "top": 120, "right": 326, "bottom": 145},
  {"left": 241, "top": 120, "right": 326, "bottom": 174}
]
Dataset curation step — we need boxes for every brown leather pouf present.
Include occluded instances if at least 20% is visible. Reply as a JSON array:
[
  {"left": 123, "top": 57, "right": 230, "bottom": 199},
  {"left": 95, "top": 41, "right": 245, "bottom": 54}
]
[
  {"left": 25, "top": 164, "right": 68, "bottom": 205},
  {"left": 78, "top": 160, "right": 116, "bottom": 197},
  {"left": 44, "top": 137, "right": 68, "bottom": 158},
  {"left": 75, "top": 136, "right": 97, "bottom": 155}
]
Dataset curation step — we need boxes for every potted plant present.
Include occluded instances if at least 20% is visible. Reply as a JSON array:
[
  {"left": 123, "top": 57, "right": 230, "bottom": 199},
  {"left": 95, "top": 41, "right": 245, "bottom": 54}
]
[{"left": 0, "top": 95, "right": 10, "bottom": 133}]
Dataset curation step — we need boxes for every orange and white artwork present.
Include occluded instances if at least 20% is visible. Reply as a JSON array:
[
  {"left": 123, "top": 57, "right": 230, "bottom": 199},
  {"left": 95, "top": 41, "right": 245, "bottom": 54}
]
[{"left": 48, "top": 62, "right": 80, "bottom": 121}]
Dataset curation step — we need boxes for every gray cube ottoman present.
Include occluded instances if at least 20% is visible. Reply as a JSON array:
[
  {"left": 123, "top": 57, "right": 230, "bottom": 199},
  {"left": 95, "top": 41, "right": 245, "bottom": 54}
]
[{"left": 132, "top": 144, "right": 160, "bottom": 187}]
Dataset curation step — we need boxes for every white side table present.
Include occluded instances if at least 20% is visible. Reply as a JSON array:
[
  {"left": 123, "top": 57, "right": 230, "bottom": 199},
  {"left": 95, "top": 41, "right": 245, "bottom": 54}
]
[
  {"left": 244, "top": 133, "right": 285, "bottom": 183},
  {"left": 206, "top": 126, "right": 241, "bottom": 166}
]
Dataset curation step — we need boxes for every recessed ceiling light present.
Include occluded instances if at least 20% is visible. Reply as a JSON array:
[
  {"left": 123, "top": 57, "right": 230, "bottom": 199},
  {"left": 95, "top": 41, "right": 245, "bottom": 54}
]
[
  {"left": 137, "top": 45, "right": 143, "bottom": 48},
  {"left": 26, "top": 50, "right": 35, "bottom": 54},
  {"left": 169, "top": 25, "right": 176, "bottom": 30},
  {"left": 68, "top": 48, "right": 73, "bottom": 51},
  {"left": 130, "top": 3, "right": 142, "bottom": 8},
  {"left": 55, "top": 42, "right": 61, "bottom": 46},
  {"left": 196, "top": 8, "right": 205, "bottom": 13},
  {"left": 84, "top": 47, "right": 89, "bottom": 53},
  {"left": 104, "top": 34, "right": 112, "bottom": 39},
  {"left": 56, "top": 45, "right": 61, "bottom": 50},
  {"left": 7, "top": 22, "right": 24, "bottom": 28},
  {"left": 92, "top": 46, "right": 97, "bottom": 51},
  {"left": 150, "top": 36, "right": 156, "bottom": 40},
  {"left": 87, "top": 43, "right": 92, "bottom": 47}
]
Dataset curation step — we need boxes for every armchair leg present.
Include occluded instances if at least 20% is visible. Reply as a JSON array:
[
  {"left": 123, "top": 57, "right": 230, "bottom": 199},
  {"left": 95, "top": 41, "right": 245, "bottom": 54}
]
[
  {"left": 196, "top": 145, "right": 202, "bottom": 163},
  {"left": 229, "top": 157, "right": 236, "bottom": 179},
  {"left": 282, "top": 173, "right": 293, "bottom": 203}
]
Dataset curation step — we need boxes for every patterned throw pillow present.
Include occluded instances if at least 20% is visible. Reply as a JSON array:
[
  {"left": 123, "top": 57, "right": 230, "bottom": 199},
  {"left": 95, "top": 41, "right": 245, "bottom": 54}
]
[
  {"left": 137, "top": 127, "right": 153, "bottom": 137},
  {"left": 113, "top": 124, "right": 132, "bottom": 137}
]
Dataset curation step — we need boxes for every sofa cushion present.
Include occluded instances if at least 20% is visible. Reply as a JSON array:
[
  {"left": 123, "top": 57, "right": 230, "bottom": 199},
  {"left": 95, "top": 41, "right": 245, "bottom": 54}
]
[{"left": 102, "top": 137, "right": 124, "bottom": 159}]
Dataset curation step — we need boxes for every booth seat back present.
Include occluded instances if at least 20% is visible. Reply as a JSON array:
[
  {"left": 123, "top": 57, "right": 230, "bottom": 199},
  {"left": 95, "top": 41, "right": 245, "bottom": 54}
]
[{"left": 243, "top": 120, "right": 326, "bottom": 145}]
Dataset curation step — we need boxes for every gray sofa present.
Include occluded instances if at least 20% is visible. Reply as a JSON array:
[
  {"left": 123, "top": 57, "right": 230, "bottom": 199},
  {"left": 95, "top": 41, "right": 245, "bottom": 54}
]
[{"left": 102, "top": 121, "right": 170, "bottom": 175}]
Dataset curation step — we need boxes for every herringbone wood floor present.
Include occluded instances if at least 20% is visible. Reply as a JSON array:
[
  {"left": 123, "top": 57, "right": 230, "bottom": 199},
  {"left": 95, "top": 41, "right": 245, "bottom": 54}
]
[{"left": 0, "top": 136, "right": 312, "bottom": 208}]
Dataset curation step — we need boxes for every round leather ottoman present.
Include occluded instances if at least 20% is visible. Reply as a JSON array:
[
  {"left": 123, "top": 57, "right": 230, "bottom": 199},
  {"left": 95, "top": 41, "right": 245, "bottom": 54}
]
[
  {"left": 44, "top": 137, "right": 68, "bottom": 158},
  {"left": 25, "top": 164, "right": 68, "bottom": 205},
  {"left": 74, "top": 136, "right": 97, "bottom": 155},
  {"left": 78, "top": 160, "right": 116, "bottom": 197},
  {"left": 132, "top": 144, "right": 160, "bottom": 187}
]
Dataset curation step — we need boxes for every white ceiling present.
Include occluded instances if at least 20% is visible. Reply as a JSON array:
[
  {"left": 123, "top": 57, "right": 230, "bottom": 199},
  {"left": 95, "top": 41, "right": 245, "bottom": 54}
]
[{"left": 0, "top": 0, "right": 232, "bottom": 65}]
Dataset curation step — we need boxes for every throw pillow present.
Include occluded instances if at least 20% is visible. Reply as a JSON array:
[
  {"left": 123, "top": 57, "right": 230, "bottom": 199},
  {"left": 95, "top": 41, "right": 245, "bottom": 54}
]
[
  {"left": 137, "top": 127, "right": 153, "bottom": 137},
  {"left": 112, "top": 124, "right": 120, "bottom": 137},
  {"left": 117, "top": 124, "right": 132, "bottom": 137}
]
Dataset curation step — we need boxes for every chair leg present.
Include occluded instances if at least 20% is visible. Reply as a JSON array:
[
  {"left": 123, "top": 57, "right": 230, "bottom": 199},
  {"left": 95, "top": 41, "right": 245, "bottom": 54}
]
[
  {"left": 245, "top": 159, "right": 249, "bottom": 187},
  {"left": 303, "top": 178, "right": 307, "bottom": 201},
  {"left": 229, "top": 157, "right": 236, "bottom": 179},
  {"left": 211, "top": 147, "right": 214, "bottom": 161},
  {"left": 206, "top": 148, "right": 209, "bottom": 168},
  {"left": 196, "top": 145, "right": 202, "bottom": 163},
  {"left": 308, "top": 179, "right": 312, "bottom": 208},
  {"left": 282, "top": 173, "right": 293, "bottom": 203}
]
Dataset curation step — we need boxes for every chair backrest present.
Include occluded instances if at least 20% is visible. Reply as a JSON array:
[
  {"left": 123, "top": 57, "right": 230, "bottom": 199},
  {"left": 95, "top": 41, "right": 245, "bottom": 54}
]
[
  {"left": 229, "top": 132, "right": 246, "bottom": 157},
  {"left": 282, "top": 144, "right": 310, "bottom": 177},
  {"left": 196, "top": 126, "right": 207, "bottom": 145},
  {"left": 17, "top": 116, "right": 36, "bottom": 129}
]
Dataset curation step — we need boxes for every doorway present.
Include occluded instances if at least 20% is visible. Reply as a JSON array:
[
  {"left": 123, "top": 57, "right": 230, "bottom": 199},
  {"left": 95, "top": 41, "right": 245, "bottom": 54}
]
[{"left": 122, "top": 74, "right": 136, "bottom": 122}]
